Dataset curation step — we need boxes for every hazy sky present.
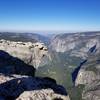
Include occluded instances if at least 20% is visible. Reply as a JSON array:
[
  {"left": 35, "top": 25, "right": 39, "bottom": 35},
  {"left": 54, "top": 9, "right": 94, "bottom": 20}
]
[{"left": 0, "top": 0, "right": 100, "bottom": 33}]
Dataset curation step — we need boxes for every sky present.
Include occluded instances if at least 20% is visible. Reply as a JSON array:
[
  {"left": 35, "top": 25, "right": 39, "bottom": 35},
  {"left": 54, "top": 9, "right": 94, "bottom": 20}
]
[{"left": 0, "top": 0, "right": 100, "bottom": 33}]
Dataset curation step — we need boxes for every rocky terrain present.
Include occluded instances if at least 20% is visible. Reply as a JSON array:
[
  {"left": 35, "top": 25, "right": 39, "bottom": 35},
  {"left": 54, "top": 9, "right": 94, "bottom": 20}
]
[
  {"left": 0, "top": 74, "right": 70, "bottom": 100},
  {"left": 0, "top": 38, "right": 69, "bottom": 100},
  {"left": 74, "top": 49, "right": 100, "bottom": 100},
  {"left": 0, "top": 39, "right": 50, "bottom": 69},
  {"left": 0, "top": 31, "right": 100, "bottom": 100}
]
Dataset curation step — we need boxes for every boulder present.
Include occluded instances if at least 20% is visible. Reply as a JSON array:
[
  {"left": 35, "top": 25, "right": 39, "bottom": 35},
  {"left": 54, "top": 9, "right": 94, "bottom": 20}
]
[{"left": 0, "top": 74, "right": 69, "bottom": 100}]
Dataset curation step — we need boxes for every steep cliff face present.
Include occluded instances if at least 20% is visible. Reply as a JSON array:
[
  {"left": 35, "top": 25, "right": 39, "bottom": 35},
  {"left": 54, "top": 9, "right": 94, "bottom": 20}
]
[
  {"left": 50, "top": 33, "right": 100, "bottom": 59},
  {"left": 73, "top": 48, "right": 100, "bottom": 100},
  {"left": 0, "top": 39, "right": 50, "bottom": 69},
  {"left": 75, "top": 69, "right": 97, "bottom": 86},
  {"left": 82, "top": 79, "right": 100, "bottom": 100},
  {"left": 75, "top": 63, "right": 100, "bottom": 100}
]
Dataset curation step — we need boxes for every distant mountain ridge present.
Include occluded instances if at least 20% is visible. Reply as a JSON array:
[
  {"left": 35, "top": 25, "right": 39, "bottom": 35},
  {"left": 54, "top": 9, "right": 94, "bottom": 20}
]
[{"left": 0, "top": 32, "right": 50, "bottom": 44}]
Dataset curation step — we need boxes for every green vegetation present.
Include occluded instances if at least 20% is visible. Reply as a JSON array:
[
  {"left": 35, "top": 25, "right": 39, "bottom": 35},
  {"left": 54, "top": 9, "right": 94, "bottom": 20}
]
[
  {"left": 68, "top": 85, "right": 85, "bottom": 100},
  {"left": 35, "top": 52, "right": 85, "bottom": 100}
]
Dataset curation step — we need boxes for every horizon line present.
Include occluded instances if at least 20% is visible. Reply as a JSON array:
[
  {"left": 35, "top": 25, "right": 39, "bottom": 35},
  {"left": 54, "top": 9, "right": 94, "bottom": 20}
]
[{"left": 0, "top": 30, "right": 100, "bottom": 34}]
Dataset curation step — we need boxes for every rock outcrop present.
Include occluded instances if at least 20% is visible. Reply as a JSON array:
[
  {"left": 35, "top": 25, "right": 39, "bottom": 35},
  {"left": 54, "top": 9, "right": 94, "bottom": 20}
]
[
  {"left": 0, "top": 74, "right": 70, "bottom": 100},
  {"left": 16, "top": 89, "right": 70, "bottom": 100},
  {"left": 0, "top": 38, "right": 70, "bottom": 100},
  {"left": 0, "top": 39, "right": 50, "bottom": 69},
  {"left": 75, "top": 69, "right": 97, "bottom": 86},
  {"left": 50, "top": 32, "right": 100, "bottom": 59},
  {"left": 73, "top": 48, "right": 100, "bottom": 100}
]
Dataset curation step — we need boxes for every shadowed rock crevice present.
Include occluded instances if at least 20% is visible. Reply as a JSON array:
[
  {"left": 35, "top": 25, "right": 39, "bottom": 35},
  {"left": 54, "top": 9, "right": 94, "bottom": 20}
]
[
  {"left": 72, "top": 60, "right": 87, "bottom": 84},
  {"left": 72, "top": 44, "right": 97, "bottom": 85}
]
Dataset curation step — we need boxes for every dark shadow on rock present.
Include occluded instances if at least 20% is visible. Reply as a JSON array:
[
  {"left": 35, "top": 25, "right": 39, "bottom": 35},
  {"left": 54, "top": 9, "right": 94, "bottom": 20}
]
[
  {"left": 0, "top": 76, "right": 67, "bottom": 100},
  {"left": 0, "top": 50, "right": 35, "bottom": 76},
  {"left": 72, "top": 45, "right": 97, "bottom": 85},
  {"left": 89, "top": 44, "right": 96, "bottom": 53},
  {"left": 97, "top": 60, "right": 100, "bottom": 63},
  {"left": 72, "top": 60, "right": 87, "bottom": 85}
]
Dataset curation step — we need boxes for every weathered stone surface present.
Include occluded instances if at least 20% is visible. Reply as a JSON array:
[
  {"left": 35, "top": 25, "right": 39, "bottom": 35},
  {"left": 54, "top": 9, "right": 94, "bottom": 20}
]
[
  {"left": 82, "top": 79, "right": 100, "bottom": 100},
  {"left": 16, "top": 89, "right": 70, "bottom": 100},
  {"left": 0, "top": 39, "right": 50, "bottom": 69},
  {"left": 75, "top": 69, "right": 97, "bottom": 86},
  {"left": 0, "top": 74, "right": 69, "bottom": 100}
]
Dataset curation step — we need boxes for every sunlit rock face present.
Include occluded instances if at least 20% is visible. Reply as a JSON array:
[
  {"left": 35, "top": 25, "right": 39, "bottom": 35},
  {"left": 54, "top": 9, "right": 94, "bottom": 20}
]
[
  {"left": 16, "top": 89, "right": 70, "bottom": 100},
  {"left": 74, "top": 53, "right": 100, "bottom": 86},
  {"left": 50, "top": 35, "right": 77, "bottom": 52},
  {"left": 0, "top": 39, "right": 50, "bottom": 69},
  {"left": 73, "top": 50, "right": 100, "bottom": 100},
  {"left": 75, "top": 69, "right": 97, "bottom": 86}
]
